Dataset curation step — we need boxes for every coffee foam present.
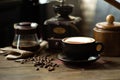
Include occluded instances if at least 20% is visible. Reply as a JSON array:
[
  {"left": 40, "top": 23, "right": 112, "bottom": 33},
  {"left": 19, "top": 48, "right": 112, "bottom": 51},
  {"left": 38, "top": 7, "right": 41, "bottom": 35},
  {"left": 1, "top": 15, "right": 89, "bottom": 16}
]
[{"left": 63, "top": 37, "right": 95, "bottom": 44}]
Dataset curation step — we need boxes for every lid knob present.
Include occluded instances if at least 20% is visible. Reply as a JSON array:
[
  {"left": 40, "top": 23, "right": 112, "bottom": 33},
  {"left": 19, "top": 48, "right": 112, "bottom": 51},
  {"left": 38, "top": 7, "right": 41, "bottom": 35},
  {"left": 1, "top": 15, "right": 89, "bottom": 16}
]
[{"left": 106, "top": 14, "right": 114, "bottom": 24}]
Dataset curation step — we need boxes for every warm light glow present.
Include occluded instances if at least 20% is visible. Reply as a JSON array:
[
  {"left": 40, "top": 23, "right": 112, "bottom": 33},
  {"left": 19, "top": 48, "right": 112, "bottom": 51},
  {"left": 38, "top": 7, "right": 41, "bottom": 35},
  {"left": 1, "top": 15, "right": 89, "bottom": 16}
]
[
  {"left": 39, "top": 0, "right": 48, "bottom": 4},
  {"left": 39, "top": 0, "right": 64, "bottom": 4}
]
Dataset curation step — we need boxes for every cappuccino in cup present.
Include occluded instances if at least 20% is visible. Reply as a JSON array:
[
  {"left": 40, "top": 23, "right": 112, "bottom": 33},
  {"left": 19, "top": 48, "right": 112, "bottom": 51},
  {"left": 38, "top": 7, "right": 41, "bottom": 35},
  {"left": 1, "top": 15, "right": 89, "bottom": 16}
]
[{"left": 61, "top": 37, "right": 103, "bottom": 60}]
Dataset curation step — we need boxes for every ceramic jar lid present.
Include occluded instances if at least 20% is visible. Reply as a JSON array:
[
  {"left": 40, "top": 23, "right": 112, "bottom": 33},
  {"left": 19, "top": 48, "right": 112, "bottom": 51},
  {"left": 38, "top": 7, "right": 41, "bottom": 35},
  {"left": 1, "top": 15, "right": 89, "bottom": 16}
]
[{"left": 96, "top": 14, "right": 120, "bottom": 31}]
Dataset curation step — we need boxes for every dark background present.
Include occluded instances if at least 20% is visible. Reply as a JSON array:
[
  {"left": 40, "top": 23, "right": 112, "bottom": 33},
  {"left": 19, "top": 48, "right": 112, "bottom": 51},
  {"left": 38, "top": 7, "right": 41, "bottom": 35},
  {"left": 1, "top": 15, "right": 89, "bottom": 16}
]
[
  {"left": 0, "top": 0, "right": 47, "bottom": 47},
  {"left": 0, "top": 0, "right": 120, "bottom": 47}
]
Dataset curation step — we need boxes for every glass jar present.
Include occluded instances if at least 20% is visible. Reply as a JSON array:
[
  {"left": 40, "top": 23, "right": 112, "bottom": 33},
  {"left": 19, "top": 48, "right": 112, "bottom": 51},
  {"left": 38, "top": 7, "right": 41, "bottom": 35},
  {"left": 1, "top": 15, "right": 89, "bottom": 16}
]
[{"left": 12, "top": 22, "right": 40, "bottom": 52}]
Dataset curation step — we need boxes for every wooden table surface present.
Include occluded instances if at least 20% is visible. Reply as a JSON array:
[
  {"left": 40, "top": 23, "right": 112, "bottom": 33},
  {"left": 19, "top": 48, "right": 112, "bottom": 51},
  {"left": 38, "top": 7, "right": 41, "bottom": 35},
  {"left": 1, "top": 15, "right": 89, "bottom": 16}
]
[{"left": 0, "top": 51, "right": 120, "bottom": 80}]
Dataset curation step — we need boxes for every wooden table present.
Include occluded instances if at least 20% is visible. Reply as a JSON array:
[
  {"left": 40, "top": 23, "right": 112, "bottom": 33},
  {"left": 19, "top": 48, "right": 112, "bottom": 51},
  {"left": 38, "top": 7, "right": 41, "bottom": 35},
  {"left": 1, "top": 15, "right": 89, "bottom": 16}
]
[{"left": 0, "top": 50, "right": 120, "bottom": 80}]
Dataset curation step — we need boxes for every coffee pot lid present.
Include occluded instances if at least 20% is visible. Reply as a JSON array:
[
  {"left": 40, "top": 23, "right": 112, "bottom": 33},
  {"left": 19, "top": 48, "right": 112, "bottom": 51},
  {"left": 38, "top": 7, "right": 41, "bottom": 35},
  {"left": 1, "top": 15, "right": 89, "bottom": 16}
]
[
  {"left": 96, "top": 14, "right": 120, "bottom": 31},
  {"left": 14, "top": 22, "right": 38, "bottom": 34}
]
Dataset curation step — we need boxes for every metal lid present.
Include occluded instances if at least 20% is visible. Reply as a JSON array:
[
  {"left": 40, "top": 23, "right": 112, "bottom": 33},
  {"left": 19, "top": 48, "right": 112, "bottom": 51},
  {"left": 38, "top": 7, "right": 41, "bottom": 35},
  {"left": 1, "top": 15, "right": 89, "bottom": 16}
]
[{"left": 96, "top": 14, "right": 120, "bottom": 31}]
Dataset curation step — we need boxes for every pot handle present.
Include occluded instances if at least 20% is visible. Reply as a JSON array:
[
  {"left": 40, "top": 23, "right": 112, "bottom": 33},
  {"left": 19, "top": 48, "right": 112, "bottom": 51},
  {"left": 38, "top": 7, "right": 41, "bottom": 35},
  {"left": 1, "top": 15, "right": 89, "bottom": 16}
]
[{"left": 95, "top": 42, "right": 104, "bottom": 54}]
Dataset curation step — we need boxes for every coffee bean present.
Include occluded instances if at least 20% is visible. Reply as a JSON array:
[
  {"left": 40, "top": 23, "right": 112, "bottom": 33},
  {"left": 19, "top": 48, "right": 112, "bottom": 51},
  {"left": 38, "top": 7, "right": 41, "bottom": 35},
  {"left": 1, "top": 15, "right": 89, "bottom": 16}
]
[
  {"left": 30, "top": 58, "right": 34, "bottom": 61},
  {"left": 44, "top": 64, "right": 49, "bottom": 68},
  {"left": 48, "top": 66, "right": 55, "bottom": 71},
  {"left": 20, "top": 59, "right": 26, "bottom": 64},
  {"left": 51, "top": 63, "right": 56, "bottom": 67},
  {"left": 16, "top": 55, "right": 59, "bottom": 71},
  {"left": 36, "top": 67, "right": 39, "bottom": 71},
  {"left": 21, "top": 61, "right": 24, "bottom": 64}
]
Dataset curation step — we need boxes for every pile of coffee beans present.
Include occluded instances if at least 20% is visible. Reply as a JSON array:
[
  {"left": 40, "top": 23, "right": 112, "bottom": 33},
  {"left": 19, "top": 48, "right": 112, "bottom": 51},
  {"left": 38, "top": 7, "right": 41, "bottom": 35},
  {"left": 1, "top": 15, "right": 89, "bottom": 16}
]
[{"left": 16, "top": 55, "right": 59, "bottom": 71}]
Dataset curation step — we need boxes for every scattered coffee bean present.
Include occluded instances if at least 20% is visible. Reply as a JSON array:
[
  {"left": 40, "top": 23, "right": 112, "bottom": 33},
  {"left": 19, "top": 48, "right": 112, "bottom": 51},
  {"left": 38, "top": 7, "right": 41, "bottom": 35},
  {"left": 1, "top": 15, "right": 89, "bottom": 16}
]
[
  {"left": 20, "top": 59, "right": 26, "bottom": 64},
  {"left": 44, "top": 64, "right": 49, "bottom": 68},
  {"left": 30, "top": 58, "right": 34, "bottom": 61},
  {"left": 16, "top": 55, "right": 59, "bottom": 71},
  {"left": 48, "top": 66, "right": 55, "bottom": 71},
  {"left": 21, "top": 61, "right": 24, "bottom": 64},
  {"left": 36, "top": 67, "right": 40, "bottom": 71}
]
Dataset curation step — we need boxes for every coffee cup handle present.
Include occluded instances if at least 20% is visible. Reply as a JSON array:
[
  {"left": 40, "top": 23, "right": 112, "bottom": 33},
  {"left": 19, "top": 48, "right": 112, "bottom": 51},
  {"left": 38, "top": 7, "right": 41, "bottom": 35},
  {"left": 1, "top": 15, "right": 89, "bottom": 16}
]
[{"left": 95, "top": 42, "right": 104, "bottom": 54}]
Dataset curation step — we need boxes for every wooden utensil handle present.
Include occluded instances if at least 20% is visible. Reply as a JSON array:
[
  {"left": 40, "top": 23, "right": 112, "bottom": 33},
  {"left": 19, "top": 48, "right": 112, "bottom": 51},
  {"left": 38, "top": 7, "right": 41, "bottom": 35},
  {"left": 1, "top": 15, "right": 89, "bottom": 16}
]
[{"left": 104, "top": 0, "right": 120, "bottom": 10}]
